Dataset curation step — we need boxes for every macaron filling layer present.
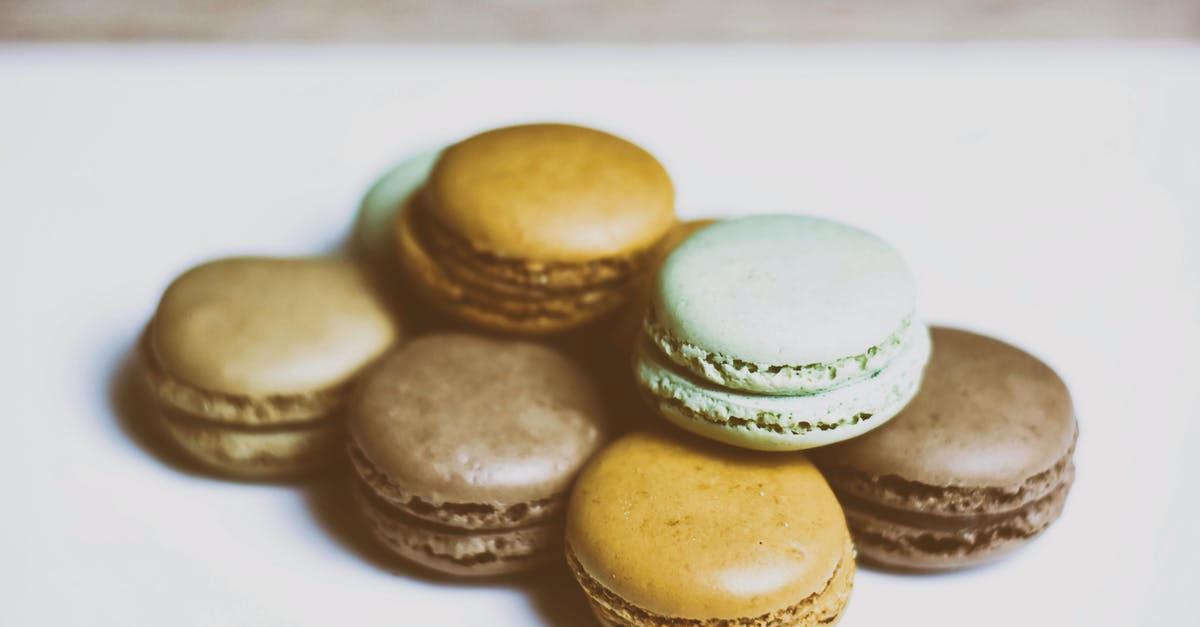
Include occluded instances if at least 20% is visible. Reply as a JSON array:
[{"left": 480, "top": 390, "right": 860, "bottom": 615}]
[
  {"left": 821, "top": 438, "right": 1077, "bottom": 517},
  {"left": 635, "top": 325, "right": 930, "bottom": 449},
  {"left": 837, "top": 472, "right": 1071, "bottom": 535},
  {"left": 156, "top": 402, "right": 336, "bottom": 434},
  {"left": 141, "top": 332, "right": 345, "bottom": 426},
  {"left": 842, "top": 465, "right": 1073, "bottom": 565},
  {"left": 566, "top": 541, "right": 855, "bottom": 626},
  {"left": 397, "top": 205, "right": 630, "bottom": 325},
  {"left": 349, "top": 442, "right": 561, "bottom": 530},
  {"left": 646, "top": 311, "right": 916, "bottom": 395},
  {"left": 417, "top": 197, "right": 650, "bottom": 290},
  {"left": 355, "top": 480, "right": 554, "bottom": 569}
]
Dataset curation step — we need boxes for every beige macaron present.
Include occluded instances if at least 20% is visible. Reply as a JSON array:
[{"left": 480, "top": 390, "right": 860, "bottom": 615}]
[{"left": 142, "top": 257, "right": 401, "bottom": 478}]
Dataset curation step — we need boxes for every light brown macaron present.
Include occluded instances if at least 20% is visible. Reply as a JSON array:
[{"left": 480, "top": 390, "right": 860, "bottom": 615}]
[
  {"left": 567, "top": 429, "right": 856, "bottom": 626},
  {"left": 142, "top": 257, "right": 400, "bottom": 479},
  {"left": 395, "top": 123, "right": 676, "bottom": 335},
  {"left": 812, "top": 327, "right": 1078, "bottom": 570},
  {"left": 348, "top": 333, "right": 609, "bottom": 577}
]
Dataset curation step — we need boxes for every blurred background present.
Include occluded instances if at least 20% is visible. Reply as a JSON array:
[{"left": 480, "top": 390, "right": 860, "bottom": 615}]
[{"left": 4, "top": 0, "right": 1198, "bottom": 41}]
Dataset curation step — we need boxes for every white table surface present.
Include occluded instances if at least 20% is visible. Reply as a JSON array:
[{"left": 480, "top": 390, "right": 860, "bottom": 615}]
[{"left": 2, "top": 43, "right": 1197, "bottom": 626}]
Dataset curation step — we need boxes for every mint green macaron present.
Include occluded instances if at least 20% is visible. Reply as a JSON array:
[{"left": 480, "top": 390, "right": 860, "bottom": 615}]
[
  {"left": 636, "top": 215, "right": 931, "bottom": 451},
  {"left": 355, "top": 149, "right": 440, "bottom": 267}
]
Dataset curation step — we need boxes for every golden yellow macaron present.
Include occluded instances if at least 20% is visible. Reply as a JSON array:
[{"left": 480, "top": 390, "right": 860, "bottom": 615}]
[
  {"left": 142, "top": 257, "right": 401, "bottom": 478},
  {"left": 395, "top": 123, "right": 676, "bottom": 335},
  {"left": 566, "top": 429, "right": 856, "bottom": 626}
]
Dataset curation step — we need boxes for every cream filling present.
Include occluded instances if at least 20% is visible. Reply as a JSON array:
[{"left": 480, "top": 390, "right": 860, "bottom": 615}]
[
  {"left": 645, "top": 312, "right": 915, "bottom": 395},
  {"left": 140, "top": 331, "right": 344, "bottom": 426},
  {"left": 347, "top": 442, "right": 561, "bottom": 530},
  {"left": 821, "top": 434, "right": 1077, "bottom": 517},
  {"left": 356, "top": 486, "right": 554, "bottom": 569}
]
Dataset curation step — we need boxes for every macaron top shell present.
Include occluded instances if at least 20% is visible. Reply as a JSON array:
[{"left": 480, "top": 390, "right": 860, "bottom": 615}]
[
  {"left": 567, "top": 429, "right": 849, "bottom": 619},
  {"left": 651, "top": 215, "right": 915, "bottom": 366},
  {"left": 151, "top": 257, "right": 399, "bottom": 396},
  {"left": 425, "top": 123, "right": 675, "bottom": 263},
  {"left": 349, "top": 333, "right": 608, "bottom": 505},
  {"left": 817, "top": 327, "right": 1076, "bottom": 488}
]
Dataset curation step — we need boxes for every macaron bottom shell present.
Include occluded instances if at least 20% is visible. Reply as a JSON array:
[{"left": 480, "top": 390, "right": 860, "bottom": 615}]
[
  {"left": 354, "top": 482, "right": 559, "bottom": 577},
  {"left": 844, "top": 463, "right": 1073, "bottom": 571},
  {"left": 157, "top": 405, "right": 338, "bottom": 479},
  {"left": 652, "top": 401, "right": 884, "bottom": 453}
]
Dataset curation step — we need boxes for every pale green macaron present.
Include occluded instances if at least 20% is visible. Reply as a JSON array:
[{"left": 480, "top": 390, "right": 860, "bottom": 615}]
[
  {"left": 636, "top": 214, "right": 931, "bottom": 451},
  {"left": 355, "top": 149, "right": 440, "bottom": 268}
]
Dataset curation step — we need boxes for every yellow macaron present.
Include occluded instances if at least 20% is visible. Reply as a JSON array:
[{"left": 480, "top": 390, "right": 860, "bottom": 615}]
[
  {"left": 566, "top": 429, "right": 856, "bottom": 625},
  {"left": 395, "top": 123, "right": 676, "bottom": 335}
]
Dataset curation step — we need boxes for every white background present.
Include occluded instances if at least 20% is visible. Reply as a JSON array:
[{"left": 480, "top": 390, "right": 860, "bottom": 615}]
[{"left": 2, "top": 44, "right": 1197, "bottom": 626}]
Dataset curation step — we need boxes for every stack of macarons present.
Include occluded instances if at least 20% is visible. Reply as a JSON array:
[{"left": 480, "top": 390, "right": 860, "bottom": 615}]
[{"left": 138, "top": 122, "right": 1078, "bottom": 626}]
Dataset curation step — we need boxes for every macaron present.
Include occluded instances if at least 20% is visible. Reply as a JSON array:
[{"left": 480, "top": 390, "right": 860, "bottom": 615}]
[
  {"left": 395, "top": 123, "right": 676, "bottom": 335},
  {"left": 142, "top": 257, "right": 400, "bottom": 478},
  {"left": 636, "top": 215, "right": 931, "bottom": 451},
  {"left": 354, "top": 149, "right": 451, "bottom": 333},
  {"left": 355, "top": 149, "right": 439, "bottom": 279},
  {"left": 566, "top": 429, "right": 856, "bottom": 626},
  {"left": 347, "top": 333, "right": 609, "bottom": 576},
  {"left": 813, "top": 327, "right": 1078, "bottom": 570}
]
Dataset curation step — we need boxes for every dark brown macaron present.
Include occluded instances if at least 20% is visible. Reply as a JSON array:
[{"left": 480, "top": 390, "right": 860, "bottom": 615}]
[
  {"left": 812, "top": 327, "right": 1078, "bottom": 570},
  {"left": 347, "top": 333, "right": 610, "bottom": 576}
]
